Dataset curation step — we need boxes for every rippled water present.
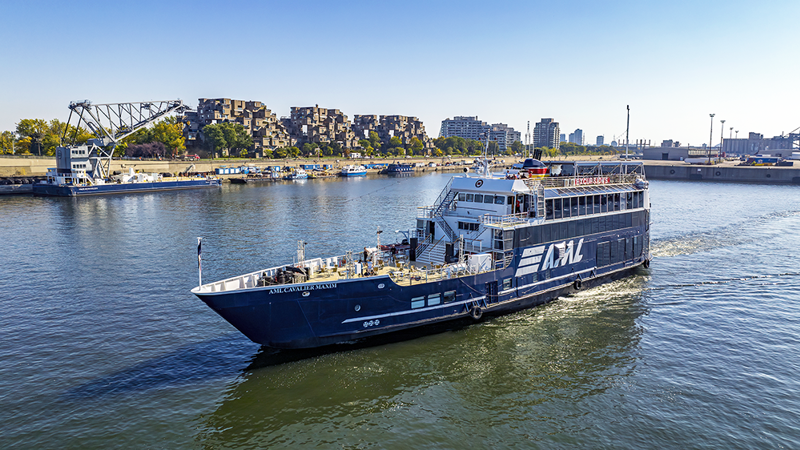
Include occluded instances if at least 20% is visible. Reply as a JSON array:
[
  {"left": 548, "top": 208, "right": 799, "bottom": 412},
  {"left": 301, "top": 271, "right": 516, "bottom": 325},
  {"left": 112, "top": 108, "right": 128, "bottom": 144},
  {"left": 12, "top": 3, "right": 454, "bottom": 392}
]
[{"left": 1, "top": 175, "right": 798, "bottom": 448}]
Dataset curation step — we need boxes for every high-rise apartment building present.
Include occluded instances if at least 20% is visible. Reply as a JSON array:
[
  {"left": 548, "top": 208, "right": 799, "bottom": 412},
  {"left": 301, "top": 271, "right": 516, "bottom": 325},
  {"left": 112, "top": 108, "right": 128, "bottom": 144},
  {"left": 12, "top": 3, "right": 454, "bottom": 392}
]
[
  {"left": 439, "top": 116, "right": 491, "bottom": 140},
  {"left": 489, "top": 123, "right": 521, "bottom": 151},
  {"left": 596, "top": 135, "right": 604, "bottom": 146},
  {"left": 533, "top": 118, "right": 560, "bottom": 149},
  {"left": 568, "top": 129, "right": 584, "bottom": 145}
]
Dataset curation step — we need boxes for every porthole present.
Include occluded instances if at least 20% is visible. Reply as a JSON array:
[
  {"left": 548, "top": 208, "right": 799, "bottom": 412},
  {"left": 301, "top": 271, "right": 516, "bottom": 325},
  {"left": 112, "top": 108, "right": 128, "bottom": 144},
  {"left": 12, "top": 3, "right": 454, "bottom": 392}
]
[
  {"left": 354, "top": 304, "right": 361, "bottom": 311},
  {"left": 669, "top": 169, "right": 675, "bottom": 175}
]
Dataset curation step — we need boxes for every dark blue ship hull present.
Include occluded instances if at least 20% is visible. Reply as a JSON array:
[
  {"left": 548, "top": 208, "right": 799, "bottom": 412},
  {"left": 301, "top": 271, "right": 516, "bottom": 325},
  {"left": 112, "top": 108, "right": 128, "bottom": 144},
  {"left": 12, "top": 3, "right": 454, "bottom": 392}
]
[
  {"left": 32, "top": 179, "right": 221, "bottom": 196},
  {"left": 195, "top": 215, "right": 651, "bottom": 349}
]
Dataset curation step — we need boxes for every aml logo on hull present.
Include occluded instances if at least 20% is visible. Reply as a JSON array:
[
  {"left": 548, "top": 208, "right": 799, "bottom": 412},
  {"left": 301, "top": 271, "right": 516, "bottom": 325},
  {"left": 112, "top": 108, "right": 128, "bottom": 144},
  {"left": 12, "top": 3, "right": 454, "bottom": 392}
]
[{"left": 515, "top": 238, "right": 584, "bottom": 277}]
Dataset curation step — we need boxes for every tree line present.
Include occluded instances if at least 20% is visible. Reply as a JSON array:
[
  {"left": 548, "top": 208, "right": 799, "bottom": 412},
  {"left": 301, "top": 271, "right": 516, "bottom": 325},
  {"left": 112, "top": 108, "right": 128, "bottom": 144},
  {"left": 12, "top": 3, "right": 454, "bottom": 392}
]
[{"left": 0, "top": 117, "right": 186, "bottom": 158}]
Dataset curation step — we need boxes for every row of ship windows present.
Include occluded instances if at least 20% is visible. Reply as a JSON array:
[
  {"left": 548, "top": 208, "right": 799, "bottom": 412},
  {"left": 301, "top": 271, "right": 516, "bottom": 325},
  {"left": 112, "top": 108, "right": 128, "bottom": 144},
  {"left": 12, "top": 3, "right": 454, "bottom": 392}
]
[
  {"left": 457, "top": 192, "right": 512, "bottom": 205},
  {"left": 411, "top": 290, "right": 456, "bottom": 309},
  {"left": 72, "top": 164, "right": 87, "bottom": 169},
  {"left": 71, "top": 150, "right": 87, "bottom": 155},
  {"left": 511, "top": 210, "right": 648, "bottom": 248},
  {"left": 546, "top": 191, "right": 644, "bottom": 220}
]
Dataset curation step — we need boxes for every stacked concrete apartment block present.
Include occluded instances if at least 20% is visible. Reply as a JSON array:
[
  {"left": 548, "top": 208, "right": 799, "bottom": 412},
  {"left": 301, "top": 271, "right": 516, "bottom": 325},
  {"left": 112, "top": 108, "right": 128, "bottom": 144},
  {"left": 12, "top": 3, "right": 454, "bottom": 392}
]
[
  {"left": 184, "top": 98, "right": 293, "bottom": 154},
  {"left": 352, "top": 115, "right": 435, "bottom": 150},
  {"left": 184, "top": 99, "right": 435, "bottom": 153},
  {"left": 281, "top": 105, "right": 359, "bottom": 148}
]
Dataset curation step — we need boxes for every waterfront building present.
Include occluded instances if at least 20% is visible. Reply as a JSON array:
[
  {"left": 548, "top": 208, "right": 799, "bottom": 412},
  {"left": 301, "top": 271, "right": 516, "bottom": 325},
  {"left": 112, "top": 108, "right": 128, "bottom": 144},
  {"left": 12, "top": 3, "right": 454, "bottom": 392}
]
[
  {"left": 282, "top": 105, "right": 358, "bottom": 148},
  {"left": 596, "top": 135, "right": 604, "bottom": 146},
  {"left": 489, "top": 123, "right": 521, "bottom": 151},
  {"left": 721, "top": 131, "right": 799, "bottom": 157},
  {"left": 533, "top": 118, "right": 560, "bottom": 149},
  {"left": 184, "top": 98, "right": 292, "bottom": 154},
  {"left": 560, "top": 133, "right": 566, "bottom": 143},
  {"left": 439, "top": 116, "right": 491, "bottom": 141},
  {"left": 353, "top": 115, "right": 434, "bottom": 151}
]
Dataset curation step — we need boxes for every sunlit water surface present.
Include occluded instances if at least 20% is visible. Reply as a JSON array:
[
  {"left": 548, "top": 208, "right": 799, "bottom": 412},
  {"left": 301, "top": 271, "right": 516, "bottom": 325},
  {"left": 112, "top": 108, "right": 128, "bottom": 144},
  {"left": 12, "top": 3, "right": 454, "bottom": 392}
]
[{"left": 1, "top": 174, "right": 798, "bottom": 448}]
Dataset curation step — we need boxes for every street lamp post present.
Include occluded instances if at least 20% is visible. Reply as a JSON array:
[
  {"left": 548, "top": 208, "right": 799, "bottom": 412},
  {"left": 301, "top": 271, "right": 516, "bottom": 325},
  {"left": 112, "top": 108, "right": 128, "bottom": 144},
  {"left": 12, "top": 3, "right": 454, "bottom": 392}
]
[
  {"left": 708, "top": 113, "right": 715, "bottom": 164},
  {"left": 720, "top": 119, "right": 725, "bottom": 161}
]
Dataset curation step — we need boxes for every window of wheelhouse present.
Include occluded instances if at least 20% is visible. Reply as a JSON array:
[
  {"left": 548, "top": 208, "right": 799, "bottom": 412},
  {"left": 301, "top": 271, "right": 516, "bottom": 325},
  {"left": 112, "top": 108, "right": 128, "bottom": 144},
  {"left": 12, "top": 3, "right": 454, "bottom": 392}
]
[
  {"left": 484, "top": 195, "right": 495, "bottom": 204},
  {"left": 554, "top": 199, "right": 562, "bottom": 219},
  {"left": 579, "top": 196, "right": 587, "bottom": 215},
  {"left": 458, "top": 192, "right": 466, "bottom": 201},
  {"left": 466, "top": 193, "right": 474, "bottom": 202},
  {"left": 546, "top": 200, "right": 554, "bottom": 220},
  {"left": 593, "top": 195, "right": 601, "bottom": 214},
  {"left": 571, "top": 197, "right": 579, "bottom": 216},
  {"left": 613, "top": 193, "right": 621, "bottom": 211},
  {"left": 494, "top": 196, "right": 505, "bottom": 205},
  {"left": 474, "top": 194, "right": 483, "bottom": 203},
  {"left": 600, "top": 195, "right": 608, "bottom": 213}
]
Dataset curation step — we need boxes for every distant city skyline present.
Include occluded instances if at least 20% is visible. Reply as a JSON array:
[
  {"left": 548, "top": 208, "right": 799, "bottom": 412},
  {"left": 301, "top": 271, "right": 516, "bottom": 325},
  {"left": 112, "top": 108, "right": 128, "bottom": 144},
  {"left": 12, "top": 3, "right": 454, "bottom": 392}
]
[{"left": 1, "top": 0, "right": 798, "bottom": 147}]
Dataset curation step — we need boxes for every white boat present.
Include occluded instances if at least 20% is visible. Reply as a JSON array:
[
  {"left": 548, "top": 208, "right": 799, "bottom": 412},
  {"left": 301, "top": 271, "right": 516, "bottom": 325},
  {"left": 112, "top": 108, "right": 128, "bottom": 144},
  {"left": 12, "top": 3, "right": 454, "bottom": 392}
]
[{"left": 340, "top": 165, "right": 367, "bottom": 177}]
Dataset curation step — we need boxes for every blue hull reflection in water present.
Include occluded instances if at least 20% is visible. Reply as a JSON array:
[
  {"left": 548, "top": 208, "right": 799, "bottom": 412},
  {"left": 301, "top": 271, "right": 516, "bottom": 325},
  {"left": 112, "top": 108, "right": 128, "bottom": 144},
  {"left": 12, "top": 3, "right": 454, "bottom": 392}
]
[{"left": 0, "top": 177, "right": 799, "bottom": 448}]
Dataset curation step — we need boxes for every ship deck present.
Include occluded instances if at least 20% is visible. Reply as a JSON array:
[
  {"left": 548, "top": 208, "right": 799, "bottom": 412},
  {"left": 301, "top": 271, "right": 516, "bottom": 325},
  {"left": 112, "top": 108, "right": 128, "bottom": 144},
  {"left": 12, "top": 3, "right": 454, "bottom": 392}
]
[{"left": 195, "top": 257, "right": 477, "bottom": 294}]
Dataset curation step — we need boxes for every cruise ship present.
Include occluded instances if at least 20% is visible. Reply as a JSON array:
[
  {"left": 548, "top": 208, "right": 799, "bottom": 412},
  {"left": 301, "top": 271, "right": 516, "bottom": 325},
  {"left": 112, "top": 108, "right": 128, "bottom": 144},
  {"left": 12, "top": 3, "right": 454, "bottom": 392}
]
[{"left": 192, "top": 158, "right": 651, "bottom": 349}]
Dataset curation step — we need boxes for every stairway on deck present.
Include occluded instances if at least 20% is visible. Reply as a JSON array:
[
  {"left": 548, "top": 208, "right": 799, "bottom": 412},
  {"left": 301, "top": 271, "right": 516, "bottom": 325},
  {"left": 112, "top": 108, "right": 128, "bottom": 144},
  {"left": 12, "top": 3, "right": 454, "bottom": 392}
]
[{"left": 416, "top": 240, "right": 446, "bottom": 267}]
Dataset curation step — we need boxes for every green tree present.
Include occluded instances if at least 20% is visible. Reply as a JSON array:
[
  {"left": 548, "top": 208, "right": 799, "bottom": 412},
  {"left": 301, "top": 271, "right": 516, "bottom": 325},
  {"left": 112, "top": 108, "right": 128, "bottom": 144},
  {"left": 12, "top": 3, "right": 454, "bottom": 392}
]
[
  {"left": 151, "top": 120, "right": 186, "bottom": 157},
  {"left": 510, "top": 140, "right": 524, "bottom": 154},
  {"left": 274, "top": 147, "right": 288, "bottom": 159},
  {"left": 368, "top": 131, "right": 381, "bottom": 150},
  {"left": 488, "top": 141, "right": 499, "bottom": 155},
  {"left": 16, "top": 119, "right": 48, "bottom": 156},
  {"left": 0, "top": 131, "right": 16, "bottom": 154},
  {"left": 410, "top": 137, "right": 423, "bottom": 155},
  {"left": 302, "top": 142, "right": 319, "bottom": 157}
]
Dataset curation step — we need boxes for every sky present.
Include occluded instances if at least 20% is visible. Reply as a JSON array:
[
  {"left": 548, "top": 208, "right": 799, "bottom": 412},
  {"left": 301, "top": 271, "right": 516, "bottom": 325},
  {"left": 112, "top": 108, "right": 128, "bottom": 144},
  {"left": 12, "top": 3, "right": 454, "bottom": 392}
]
[{"left": 1, "top": 0, "right": 798, "bottom": 147}]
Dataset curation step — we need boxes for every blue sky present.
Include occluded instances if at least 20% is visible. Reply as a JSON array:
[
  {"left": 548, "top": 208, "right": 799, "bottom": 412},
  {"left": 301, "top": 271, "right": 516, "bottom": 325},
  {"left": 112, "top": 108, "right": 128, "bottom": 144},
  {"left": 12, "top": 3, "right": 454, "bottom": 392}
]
[{"left": 1, "top": 0, "right": 798, "bottom": 146}]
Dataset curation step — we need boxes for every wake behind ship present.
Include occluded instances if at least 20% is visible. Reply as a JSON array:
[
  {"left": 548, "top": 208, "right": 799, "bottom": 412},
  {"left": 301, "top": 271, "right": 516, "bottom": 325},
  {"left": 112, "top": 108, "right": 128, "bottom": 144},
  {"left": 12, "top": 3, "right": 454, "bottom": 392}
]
[{"left": 192, "top": 158, "right": 651, "bottom": 349}]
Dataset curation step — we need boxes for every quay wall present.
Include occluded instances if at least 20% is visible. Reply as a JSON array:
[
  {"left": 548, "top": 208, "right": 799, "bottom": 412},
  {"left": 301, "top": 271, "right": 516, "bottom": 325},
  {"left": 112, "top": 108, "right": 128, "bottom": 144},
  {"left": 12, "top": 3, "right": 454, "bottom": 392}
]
[
  {"left": 643, "top": 162, "right": 800, "bottom": 184},
  {"left": 0, "top": 156, "right": 472, "bottom": 178}
]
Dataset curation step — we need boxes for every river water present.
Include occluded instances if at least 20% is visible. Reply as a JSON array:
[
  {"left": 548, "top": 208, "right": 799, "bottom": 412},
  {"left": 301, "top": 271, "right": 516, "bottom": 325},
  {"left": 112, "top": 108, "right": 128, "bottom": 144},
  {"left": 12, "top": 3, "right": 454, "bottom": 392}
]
[{"left": 1, "top": 173, "right": 798, "bottom": 449}]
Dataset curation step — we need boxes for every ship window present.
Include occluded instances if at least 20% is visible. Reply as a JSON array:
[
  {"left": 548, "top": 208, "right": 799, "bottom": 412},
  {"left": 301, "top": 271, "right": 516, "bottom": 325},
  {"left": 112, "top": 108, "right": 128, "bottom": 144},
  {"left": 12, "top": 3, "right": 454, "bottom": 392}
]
[
  {"left": 474, "top": 194, "right": 483, "bottom": 203},
  {"left": 601, "top": 195, "right": 608, "bottom": 213},
  {"left": 638, "top": 191, "right": 644, "bottom": 208},
  {"left": 571, "top": 197, "right": 579, "bottom": 216},
  {"left": 502, "top": 278, "right": 512, "bottom": 291},
  {"left": 627, "top": 192, "right": 633, "bottom": 209},
  {"left": 554, "top": 199, "right": 562, "bottom": 219},
  {"left": 546, "top": 200, "right": 554, "bottom": 220},
  {"left": 428, "top": 294, "right": 441, "bottom": 306},
  {"left": 495, "top": 196, "right": 505, "bottom": 205},
  {"left": 411, "top": 296, "right": 425, "bottom": 309},
  {"left": 594, "top": 195, "right": 602, "bottom": 214},
  {"left": 466, "top": 193, "right": 474, "bottom": 202},
  {"left": 507, "top": 196, "right": 513, "bottom": 205},
  {"left": 458, "top": 193, "right": 466, "bottom": 201},
  {"left": 444, "top": 290, "right": 456, "bottom": 303},
  {"left": 614, "top": 193, "right": 621, "bottom": 211},
  {"left": 484, "top": 195, "right": 495, "bottom": 204},
  {"left": 579, "top": 196, "right": 586, "bottom": 215}
]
